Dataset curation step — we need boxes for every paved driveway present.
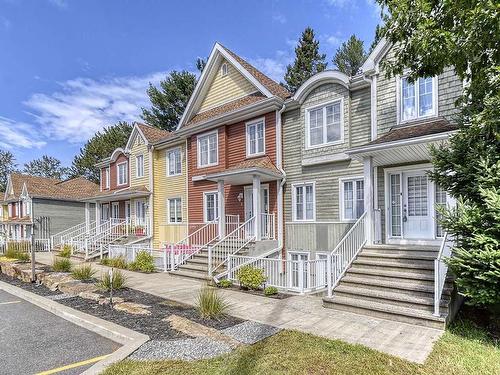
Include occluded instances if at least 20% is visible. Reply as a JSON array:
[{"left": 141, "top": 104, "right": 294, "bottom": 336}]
[{"left": 0, "top": 289, "right": 120, "bottom": 375}]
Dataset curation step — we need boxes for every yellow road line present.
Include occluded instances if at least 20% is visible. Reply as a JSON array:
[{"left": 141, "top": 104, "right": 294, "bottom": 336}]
[
  {"left": 0, "top": 300, "right": 21, "bottom": 305},
  {"left": 35, "top": 354, "right": 110, "bottom": 375}
]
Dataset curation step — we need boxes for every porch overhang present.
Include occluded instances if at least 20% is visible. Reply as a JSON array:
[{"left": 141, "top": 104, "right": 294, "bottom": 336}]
[
  {"left": 83, "top": 187, "right": 151, "bottom": 203},
  {"left": 193, "top": 167, "right": 283, "bottom": 185},
  {"left": 347, "top": 131, "right": 455, "bottom": 167}
]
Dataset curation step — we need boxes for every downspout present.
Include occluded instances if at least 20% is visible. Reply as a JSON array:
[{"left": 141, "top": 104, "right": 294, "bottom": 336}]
[
  {"left": 148, "top": 145, "right": 154, "bottom": 247},
  {"left": 276, "top": 103, "right": 287, "bottom": 257}
]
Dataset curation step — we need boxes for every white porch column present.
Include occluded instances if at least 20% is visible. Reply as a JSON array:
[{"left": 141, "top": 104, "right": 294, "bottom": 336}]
[
  {"left": 252, "top": 174, "right": 261, "bottom": 241},
  {"left": 363, "top": 156, "right": 374, "bottom": 245},
  {"left": 85, "top": 202, "right": 90, "bottom": 232},
  {"left": 217, "top": 180, "right": 225, "bottom": 238},
  {"left": 95, "top": 202, "right": 101, "bottom": 233},
  {"left": 277, "top": 180, "right": 283, "bottom": 246}
]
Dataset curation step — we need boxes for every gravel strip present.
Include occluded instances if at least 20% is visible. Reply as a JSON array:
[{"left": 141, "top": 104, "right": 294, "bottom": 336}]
[
  {"left": 222, "top": 321, "right": 281, "bottom": 344},
  {"left": 129, "top": 337, "right": 232, "bottom": 361}
]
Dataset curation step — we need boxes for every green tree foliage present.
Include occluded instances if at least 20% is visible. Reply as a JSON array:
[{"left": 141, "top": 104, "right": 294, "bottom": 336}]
[
  {"left": 332, "top": 34, "right": 367, "bottom": 76},
  {"left": 23, "top": 155, "right": 69, "bottom": 180},
  {"left": 196, "top": 57, "right": 207, "bottom": 73},
  {"left": 378, "top": 0, "right": 500, "bottom": 305},
  {"left": 71, "top": 121, "right": 133, "bottom": 183},
  {"left": 369, "top": 24, "right": 384, "bottom": 53},
  {"left": 284, "top": 27, "right": 327, "bottom": 92},
  {"left": 0, "top": 149, "right": 17, "bottom": 192},
  {"left": 141, "top": 71, "right": 197, "bottom": 131}
]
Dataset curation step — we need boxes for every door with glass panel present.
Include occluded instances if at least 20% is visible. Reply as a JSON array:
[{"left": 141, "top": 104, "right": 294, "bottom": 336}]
[
  {"left": 289, "top": 252, "right": 309, "bottom": 289},
  {"left": 244, "top": 186, "right": 269, "bottom": 238}
]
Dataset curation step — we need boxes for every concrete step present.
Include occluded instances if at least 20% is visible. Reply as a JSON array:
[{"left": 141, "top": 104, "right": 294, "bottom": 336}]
[
  {"left": 333, "top": 285, "right": 449, "bottom": 311},
  {"left": 169, "top": 269, "right": 211, "bottom": 282},
  {"left": 353, "top": 258, "right": 434, "bottom": 271},
  {"left": 323, "top": 295, "right": 447, "bottom": 329},
  {"left": 363, "top": 244, "right": 439, "bottom": 253},
  {"left": 178, "top": 263, "right": 208, "bottom": 272},
  {"left": 344, "top": 270, "right": 434, "bottom": 287},
  {"left": 359, "top": 252, "right": 437, "bottom": 261},
  {"left": 347, "top": 267, "right": 434, "bottom": 282}
]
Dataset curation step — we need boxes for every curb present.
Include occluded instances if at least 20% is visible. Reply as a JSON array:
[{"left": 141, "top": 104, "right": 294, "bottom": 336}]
[{"left": 0, "top": 280, "right": 149, "bottom": 375}]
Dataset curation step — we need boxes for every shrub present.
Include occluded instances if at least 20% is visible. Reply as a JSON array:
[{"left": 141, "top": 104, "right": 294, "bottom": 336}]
[
  {"left": 236, "top": 265, "right": 266, "bottom": 290},
  {"left": 52, "top": 257, "right": 72, "bottom": 272},
  {"left": 128, "top": 250, "right": 155, "bottom": 273},
  {"left": 217, "top": 279, "right": 233, "bottom": 288},
  {"left": 59, "top": 245, "right": 72, "bottom": 258},
  {"left": 196, "top": 286, "right": 228, "bottom": 319},
  {"left": 98, "top": 269, "right": 127, "bottom": 291},
  {"left": 264, "top": 286, "right": 278, "bottom": 296},
  {"left": 16, "top": 252, "right": 30, "bottom": 262},
  {"left": 4, "top": 247, "right": 30, "bottom": 262},
  {"left": 71, "top": 264, "right": 96, "bottom": 281},
  {"left": 101, "top": 256, "right": 127, "bottom": 269}
]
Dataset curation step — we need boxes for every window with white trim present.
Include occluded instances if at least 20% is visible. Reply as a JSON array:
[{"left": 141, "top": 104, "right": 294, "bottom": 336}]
[
  {"left": 221, "top": 63, "right": 228, "bottom": 76},
  {"left": 167, "top": 148, "right": 182, "bottom": 176},
  {"left": 341, "top": 178, "right": 364, "bottom": 220},
  {"left": 197, "top": 131, "right": 218, "bottom": 167},
  {"left": 203, "top": 192, "right": 218, "bottom": 222},
  {"left": 246, "top": 119, "right": 265, "bottom": 156},
  {"left": 117, "top": 162, "right": 128, "bottom": 185},
  {"left": 400, "top": 76, "right": 436, "bottom": 122},
  {"left": 293, "top": 183, "right": 315, "bottom": 221},
  {"left": 306, "top": 99, "right": 343, "bottom": 148},
  {"left": 168, "top": 198, "right": 182, "bottom": 223},
  {"left": 136, "top": 155, "right": 144, "bottom": 178},
  {"left": 104, "top": 167, "right": 110, "bottom": 189}
]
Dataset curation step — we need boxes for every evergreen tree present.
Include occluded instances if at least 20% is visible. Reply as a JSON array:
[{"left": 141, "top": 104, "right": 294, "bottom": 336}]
[
  {"left": 332, "top": 34, "right": 367, "bottom": 76},
  {"left": 284, "top": 27, "right": 327, "bottom": 92},
  {"left": 378, "top": 0, "right": 500, "bottom": 306},
  {"left": 71, "top": 121, "right": 133, "bottom": 183},
  {"left": 0, "top": 150, "right": 17, "bottom": 192},
  {"left": 23, "top": 155, "right": 69, "bottom": 180},
  {"left": 369, "top": 24, "right": 384, "bottom": 53},
  {"left": 196, "top": 57, "right": 207, "bottom": 73},
  {"left": 141, "top": 71, "right": 197, "bottom": 131}
]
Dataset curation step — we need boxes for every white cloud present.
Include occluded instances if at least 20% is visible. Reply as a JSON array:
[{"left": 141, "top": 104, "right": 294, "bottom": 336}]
[
  {"left": 23, "top": 72, "right": 166, "bottom": 143},
  {"left": 0, "top": 116, "right": 46, "bottom": 150},
  {"left": 326, "top": 34, "right": 343, "bottom": 47},
  {"left": 48, "top": 0, "right": 67, "bottom": 9},
  {"left": 249, "top": 50, "right": 293, "bottom": 83},
  {"left": 272, "top": 13, "right": 287, "bottom": 24},
  {"left": 325, "top": 0, "right": 350, "bottom": 8}
]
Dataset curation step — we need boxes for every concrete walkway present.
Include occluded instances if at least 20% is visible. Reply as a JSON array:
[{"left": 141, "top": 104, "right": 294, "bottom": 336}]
[{"left": 36, "top": 252, "right": 443, "bottom": 363}]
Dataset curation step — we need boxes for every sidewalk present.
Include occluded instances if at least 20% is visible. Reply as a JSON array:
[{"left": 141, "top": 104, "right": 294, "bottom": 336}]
[{"left": 36, "top": 252, "right": 443, "bottom": 363}]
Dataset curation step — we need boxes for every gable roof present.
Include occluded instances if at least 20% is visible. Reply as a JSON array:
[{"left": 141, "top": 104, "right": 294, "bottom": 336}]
[
  {"left": 125, "top": 122, "right": 172, "bottom": 150},
  {"left": 3, "top": 173, "right": 99, "bottom": 202},
  {"left": 361, "top": 37, "right": 392, "bottom": 74},
  {"left": 178, "top": 42, "right": 290, "bottom": 130}
]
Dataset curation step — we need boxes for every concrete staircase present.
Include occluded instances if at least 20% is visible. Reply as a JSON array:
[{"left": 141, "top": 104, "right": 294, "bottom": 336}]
[
  {"left": 170, "top": 240, "right": 252, "bottom": 281},
  {"left": 323, "top": 244, "right": 452, "bottom": 329}
]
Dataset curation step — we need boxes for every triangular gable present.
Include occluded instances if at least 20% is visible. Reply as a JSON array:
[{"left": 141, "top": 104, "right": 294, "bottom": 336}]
[
  {"left": 20, "top": 183, "right": 29, "bottom": 199},
  {"left": 177, "top": 43, "right": 275, "bottom": 130},
  {"left": 361, "top": 37, "right": 392, "bottom": 74},
  {"left": 125, "top": 124, "right": 147, "bottom": 151},
  {"left": 3, "top": 176, "right": 13, "bottom": 200}
]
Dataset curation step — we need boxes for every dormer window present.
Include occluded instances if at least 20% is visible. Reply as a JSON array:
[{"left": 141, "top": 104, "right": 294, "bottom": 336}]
[
  {"left": 400, "top": 76, "right": 437, "bottom": 122},
  {"left": 117, "top": 162, "right": 128, "bottom": 186},
  {"left": 305, "top": 99, "right": 343, "bottom": 148},
  {"left": 221, "top": 63, "right": 229, "bottom": 77}
]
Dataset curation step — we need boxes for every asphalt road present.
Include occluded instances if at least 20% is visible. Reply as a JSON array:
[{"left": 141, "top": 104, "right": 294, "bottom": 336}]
[{"left": 0, "top": 289, "right": 120, "bottom": 375}]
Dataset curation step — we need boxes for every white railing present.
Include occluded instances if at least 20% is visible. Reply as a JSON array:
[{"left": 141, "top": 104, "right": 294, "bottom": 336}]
[
  {"left": 0, "top": 238, "right": 51, "bottom": 253},
  {"left": 327, "top": 212, "right": 367, "bottom": 298},
  {"left": 208, "top": 216, "right": 255, "bottom": 276},
  {"left": 166, "top": 219, "right": 219, "bottom": 270},
  {"left": 226, "top": 253, "right": 328, "bottom": 293},
  {"left": 434, "top": 233, "right": 453, "bottom": 316},
  {"left": 225, "top": 214, "right": 240, "bottom": 235},
  {"left": 261, "top": 213, "right": 276, "bottom": 240},
  {"left": 374, "top": 209, "right": 382, "bottom": 244},
  {"left": 108, "top": 244, "right": 168, "bottom": 272},
  {"left": 57, "top": 221, "right": 96, "bottom": 247}
]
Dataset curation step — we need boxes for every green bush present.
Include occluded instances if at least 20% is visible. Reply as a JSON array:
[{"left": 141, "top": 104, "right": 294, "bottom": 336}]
[
  {"left": 53, "top": 257, "right": 72, "bottom": 272},
  {"left": 101, "top": 256, "right": 127, "bottom": 269},
  {"left": 264, "top": 286, "right": 278, "bottom": 296},
  {"left": 98, "top": 269, "right": 127, "bottom": 291},
  {"left": 236, "top": 265, "right": 266, "bottom": 290},
  {"left": 16, "top": 252, "right": 30, "bottom": 262},
  {"left": 59, "top": 244, "right": 72, "bottom": 258},
  {"left": 71, "top": 264, "right": 96, "bottom": 281},
  {"left": 217, "top": 279, "right": 233, "bottom": 288},
  {"left": 196, "top": 286, "right": 228, "bottom": 319},
  {"left": 128, "top": 250, "right": 155, "bottom": 273}
]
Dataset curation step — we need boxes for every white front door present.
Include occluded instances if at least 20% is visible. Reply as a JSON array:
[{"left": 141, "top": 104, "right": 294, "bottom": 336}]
[
  {"left": 101, "top": 204, "right": 110, "bottom": 222},
  {"left": 111, "top": 202, "right": 120, "bottom": 219},
  {"left": 244, "top": 185, "right": 269, "bottom": 236},
  {"left": 135, "top": 200, "right": 146, "bottom": 226},
  {"left": 403, "top": 172, "right": 433, "bottom": 239},
  {"left": 289, "top": 252, "right": 309, "bottom": 289}
]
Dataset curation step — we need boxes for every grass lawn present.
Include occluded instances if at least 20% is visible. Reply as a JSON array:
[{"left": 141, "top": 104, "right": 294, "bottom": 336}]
[{"left": 103, "top": 313, "right": 500, "bottom": 375}]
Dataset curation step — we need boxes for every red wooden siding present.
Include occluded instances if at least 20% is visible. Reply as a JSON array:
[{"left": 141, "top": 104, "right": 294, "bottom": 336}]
[{"left": 101, "top": 153, "right": 129, "bottom": 191}]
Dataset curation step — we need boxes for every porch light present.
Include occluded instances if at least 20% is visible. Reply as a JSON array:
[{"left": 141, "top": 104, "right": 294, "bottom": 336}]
[{"left": 237, "top": 192, "right": 243, "bottom": 203}]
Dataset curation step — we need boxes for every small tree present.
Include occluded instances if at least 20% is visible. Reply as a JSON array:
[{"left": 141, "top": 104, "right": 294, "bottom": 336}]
[
  {"left": 141, "top": 71, "right": 197, "bottom": 131},
  {"left": 284, "top": 27, "right": 327, "bottom": 93},
  {"left": 23, "top": 155, "right": 69, "bottom": 180},
  {"left": 332, "top": 34, "right": 367, "bottom": 76}
]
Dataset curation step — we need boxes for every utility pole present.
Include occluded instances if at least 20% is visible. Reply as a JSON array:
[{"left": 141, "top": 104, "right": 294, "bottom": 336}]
[{"left": 30, "top": 207, "right": 36, "bottom": 283}]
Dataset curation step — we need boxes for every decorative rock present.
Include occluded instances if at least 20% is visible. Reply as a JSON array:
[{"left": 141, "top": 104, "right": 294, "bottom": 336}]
[
  {"left": 58, "top": 281, "right": 98, "bottom": 296},
  {"left": 113, "top": 301, "right": 151, "bottom": 315},
  {"left": 99, "top": 296, "right": 124, "bottom": 305},
  {"left": 40, "top": 272, "right": 74, "bottom": 291},
  {"left": 79, "top": 291, "right": 103, "bottom": 302}
]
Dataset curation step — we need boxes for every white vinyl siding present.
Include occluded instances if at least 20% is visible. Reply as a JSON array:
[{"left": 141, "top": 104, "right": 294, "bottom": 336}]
[
  {"left": 292, "top": 182, "right": 315, "bottom": 221},
  {"left": 167, "top": 148, "right": 182, "bottom": 176},
  {"left": 197, "top": 131, "right": 218, "bottom": 167},
  {"left": 306, "top": 99, "right": 343, "bottom": 148}
]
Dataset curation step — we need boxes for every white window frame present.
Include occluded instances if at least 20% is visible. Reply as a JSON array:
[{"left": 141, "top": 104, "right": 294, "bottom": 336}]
[
  {"left": 221, "top": 62, "right": 229, "bottom": 77},
  {"left": 104, "top": 167, "right": 110, "bottom": 189},
  {"left": 111, "top": 202, "right": 120, "bottom": 218},
  {"left": 167, "top": 147, "right": 182, "bottom": 176},
  {"left": 116, "top": 161, "right": 128, "bottom": 186},
  {"left": 197, "top": 130, "right": 218, "bottom": 168},
  {"left": 245, "top": 118, "right": 266, "bottom": 157},
  {"left": 397, "top": 75, "right": 438, "bottom": 124},
  {"left": 291, "top": 182, "right": 316, "bottom": 222},
  {"left": 339, "top": 176, "right": 365, "bottom": 222},
  {"left": 305, "top": 98, "right": 344, "bottom": 149},
  {"left": 135, "top": 154, "right": 144, "bottom": 178},
  {"left": 203, "top": 191, "right": 219, "bottom": 223},
  {"left": 167, "top": 197, "right": 183, "bottom": 224}
]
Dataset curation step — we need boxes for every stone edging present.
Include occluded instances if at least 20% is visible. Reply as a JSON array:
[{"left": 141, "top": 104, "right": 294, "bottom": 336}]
[{"left": 0, "top": 280, "right": 149, "bottom": 375}]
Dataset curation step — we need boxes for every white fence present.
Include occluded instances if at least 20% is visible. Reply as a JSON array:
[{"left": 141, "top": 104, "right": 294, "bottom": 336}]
[
  {"left": 434, "top": 233, "right": 453, "bottom": 316},
  {"left": 108, "top": 244, "right": 170, "bottom": 271},
  {"left": 0, "top": 238, "right": 51, "bottom": 253},
  {"left": 227, "top": 253, "right": 328, "bottom": 293}
]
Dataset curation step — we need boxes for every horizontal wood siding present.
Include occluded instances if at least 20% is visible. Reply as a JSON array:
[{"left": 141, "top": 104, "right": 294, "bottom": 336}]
[
  {"left": 34, "top": 199, "right": 87, "bottom": 237},
  {"left": 129, "top": 136, "right": 150, "bottom": 188},
  {"left": 199, "top": 58, "right": 258, "bottom": 113}
]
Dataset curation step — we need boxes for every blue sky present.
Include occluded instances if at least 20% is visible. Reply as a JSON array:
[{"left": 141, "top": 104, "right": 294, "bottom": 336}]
[{"left": 0, "top": 0, "right": 381, "bottom": 167}]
